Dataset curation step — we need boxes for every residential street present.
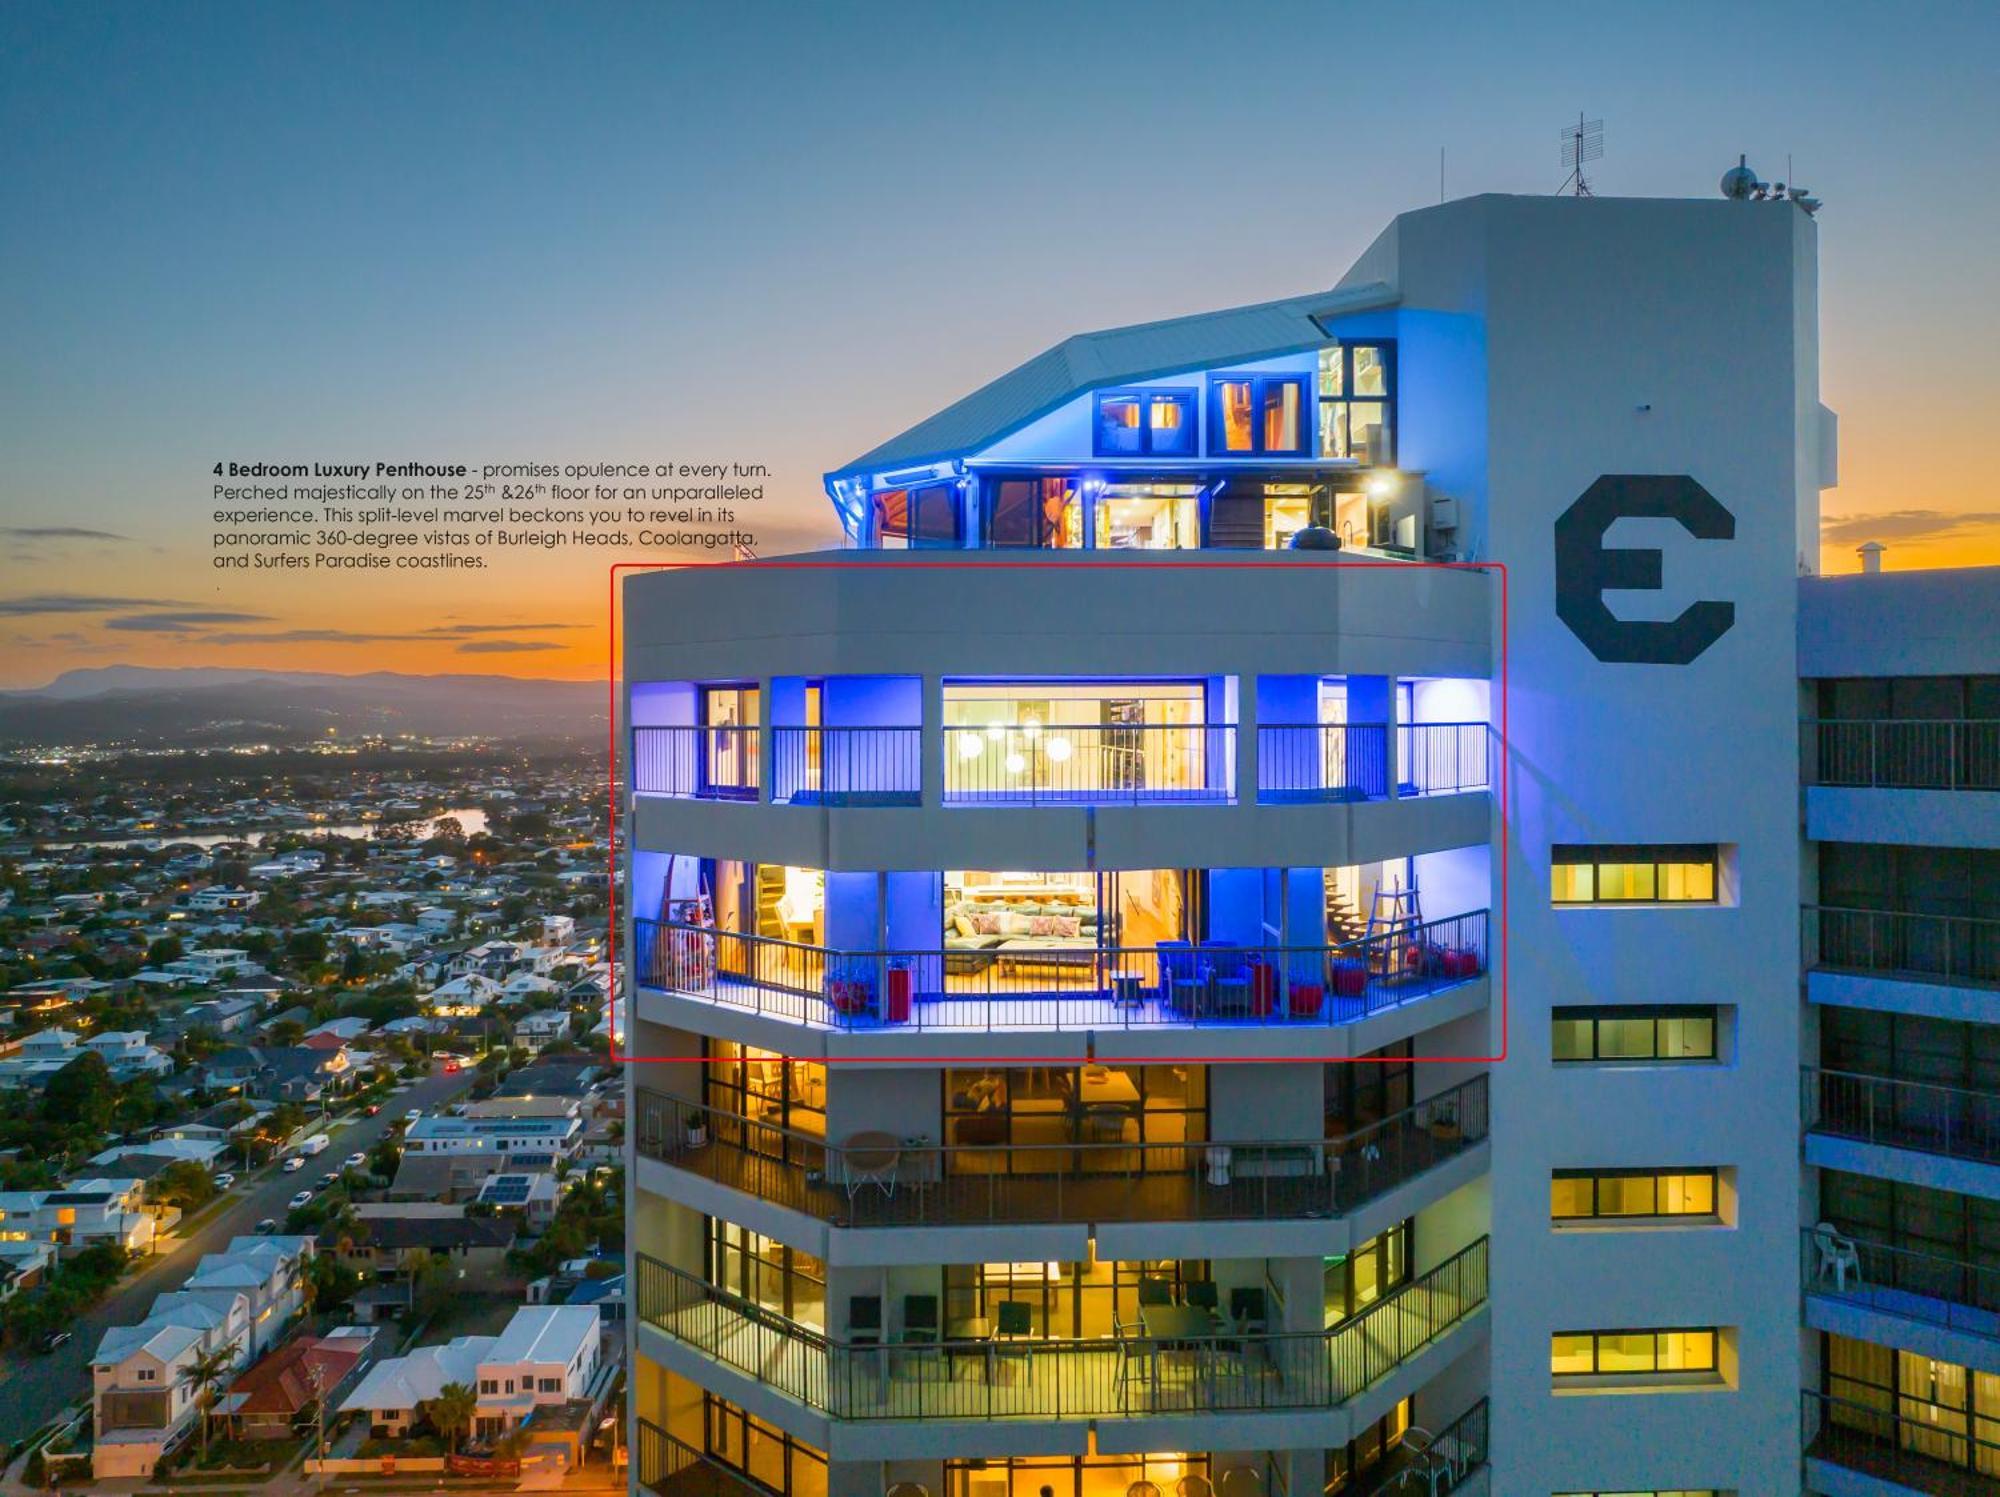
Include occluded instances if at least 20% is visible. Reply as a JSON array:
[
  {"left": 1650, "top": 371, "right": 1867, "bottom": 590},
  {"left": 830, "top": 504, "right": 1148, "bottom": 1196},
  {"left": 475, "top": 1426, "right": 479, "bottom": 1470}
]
[{"left": 0, "top": 1063, "right": 474, "bottom": 1442}]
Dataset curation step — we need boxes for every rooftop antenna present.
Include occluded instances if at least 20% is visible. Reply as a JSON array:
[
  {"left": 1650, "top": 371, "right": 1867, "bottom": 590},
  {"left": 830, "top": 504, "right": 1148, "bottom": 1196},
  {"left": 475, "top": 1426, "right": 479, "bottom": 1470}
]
[{"left": 1557, "top": 114, "right": 1603, "bottom": 196}]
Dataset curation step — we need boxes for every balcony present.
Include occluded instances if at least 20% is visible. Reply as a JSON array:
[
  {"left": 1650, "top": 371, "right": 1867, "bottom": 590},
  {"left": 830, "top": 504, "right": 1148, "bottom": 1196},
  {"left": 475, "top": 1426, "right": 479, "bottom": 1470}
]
[
  {"left": 1804, "top": 1229, "right": 2000, "bottom": 1371},
  {"left": 1396, "top": 723, "right": 1493, "bottom": 799},
  {"left": 633, "top": 1074, "right": 1487, "bottom": 1230},
  {"left": 1806, "top": 908, "right": 2000, "bottom": 1021},
  {"left": 1804, "top": 1389, "right": 2000, "bottom": 1497},
  {"left": 772, "top": 727, "right": 922, "bottom": 807},
  {"left": 1257, "top": 725, "right": 1389, "bottom": 803},
  {"left": 636, "top": 1421, "right": 775, "bottom": 1497},
  {"left": 633, "top": 909, "right": 1488, "bottom": 1038},
  {"left": 1805, "top": 721, "right": 2000, "bottom": 790},
  {"left": 633, "top": 1237, "right": 1488, "bottom": 1424},
  {"left": 944, "top": 722, "right": 1234, "bottom": 806},
  {"left": 1804, "top": 1067, "right": 2000, "bottom": 1199}
]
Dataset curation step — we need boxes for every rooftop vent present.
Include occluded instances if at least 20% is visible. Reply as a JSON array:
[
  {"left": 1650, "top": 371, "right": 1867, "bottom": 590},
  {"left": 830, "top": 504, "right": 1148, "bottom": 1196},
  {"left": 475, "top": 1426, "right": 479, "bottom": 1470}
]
[{"left": 1857, "top": 541, "right": 1886, "bottom": 574}]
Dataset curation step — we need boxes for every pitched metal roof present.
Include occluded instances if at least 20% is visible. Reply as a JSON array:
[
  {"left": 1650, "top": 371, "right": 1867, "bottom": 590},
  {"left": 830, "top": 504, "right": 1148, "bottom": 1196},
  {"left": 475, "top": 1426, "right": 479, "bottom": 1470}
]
[{"left": 828, "top": 280, "right": 1397, "bottom": 480}]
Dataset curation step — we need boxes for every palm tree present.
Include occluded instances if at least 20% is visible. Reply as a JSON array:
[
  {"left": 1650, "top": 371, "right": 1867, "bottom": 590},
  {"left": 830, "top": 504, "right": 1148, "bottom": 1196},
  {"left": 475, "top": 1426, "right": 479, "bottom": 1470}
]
[
  {"left": 180, "top": 1345, "right": 236, "bottom": 1462},
  {"left": 424, "top": 1381, "right": 478, "bottom": 1455}
]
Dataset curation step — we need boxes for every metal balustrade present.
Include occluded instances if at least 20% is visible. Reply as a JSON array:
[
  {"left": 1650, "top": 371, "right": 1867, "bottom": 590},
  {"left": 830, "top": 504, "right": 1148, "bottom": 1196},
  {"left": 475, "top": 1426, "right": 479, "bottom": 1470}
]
[
  {"left": 633, "top": 725, "right": 761, "bottom": 800},
  {"left": 1357, "top": 1396, "right": 1489, "bottom": 1497},
  {"left": 633, "top": 909, "right": 1488, "bottom": 1033},
  {"left": 1804, "top": 718, "right": 2000, "bottom": 791},
  {"left": 633, "top": 1237, "right": 1488, "bottom": 1422},
  {"left": 1804, "top": 1066, "right": 2000, "bottom": 1167},
  {"left": 1803, "top": 1388, "right": 2000, "bottom": 1493},
  {"left": 943, "top": 722, "right": 1233, "bottom": 805},
  {"left": 636, "top": 1420, "right": 775, "bottom": 1497},
  {"left": 771, "top": 726, "right": 921, "bottom": 806},
  {"left": 1398, "top": 722, "right": 1493, "bottom": 796},
  {"left": 1256, "top": 724, "right": 1389, "bottom": 802},
  {"left": 1803, "top": 1228, "right": 2000, "bottom": 1338},
  {"left": 1805, "top": 906, "right": 2000, "bottom": 991},
  {"left": 633, "top": 1074, "right": 1488, "bottom": 1227}
]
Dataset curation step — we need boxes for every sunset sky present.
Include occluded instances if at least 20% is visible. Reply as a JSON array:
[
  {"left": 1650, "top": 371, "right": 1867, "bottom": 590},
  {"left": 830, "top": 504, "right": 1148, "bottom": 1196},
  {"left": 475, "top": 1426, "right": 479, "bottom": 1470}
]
[{"left": 3, "top": 0, "right": 1998, "bottom": 688}]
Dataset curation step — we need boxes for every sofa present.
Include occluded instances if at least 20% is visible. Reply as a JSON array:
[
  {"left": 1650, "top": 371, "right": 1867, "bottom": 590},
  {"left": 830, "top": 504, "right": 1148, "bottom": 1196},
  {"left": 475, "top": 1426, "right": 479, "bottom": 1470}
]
[{"left": 944, "top": 898, "right": 1100, "bottom": 974}]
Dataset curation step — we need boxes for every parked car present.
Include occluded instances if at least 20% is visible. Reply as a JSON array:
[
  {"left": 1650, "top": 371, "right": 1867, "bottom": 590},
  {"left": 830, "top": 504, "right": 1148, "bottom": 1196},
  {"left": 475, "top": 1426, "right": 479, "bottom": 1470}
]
[
  {"left": 36, "top": 1329, "right": 72, "bottom": 1354},
  {"left": 343, "top": 1152, "right": 367, "bottom": 1170},
  {"left": 283, "top": 1156, "right": 306, "bottom": 1172},
  {"left": 404, "top": 1108, "right": 423, "bottom": 1123},
  {"left": 212, "top": 1172, "right": 236, "bottom": 1190},
  {"left": 254, "top": 1217, "right": 278, "bottom": 1234},
  {"left": 288, "top": 1190, "right": 313, "bottom": 1210},
  {"left": 364, "top": 1102, "right": 382, "bottom": 1116}
]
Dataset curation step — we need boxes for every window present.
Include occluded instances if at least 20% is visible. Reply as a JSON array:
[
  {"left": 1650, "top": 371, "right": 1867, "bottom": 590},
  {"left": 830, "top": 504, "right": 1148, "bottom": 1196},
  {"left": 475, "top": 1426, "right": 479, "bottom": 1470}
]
[
  {"left": 479, "top": 1379, "right": 498, "bottom": 1395},
  {"left": 1551, "top": 1328, "right": 1719, "bottom": 1382},
  {"left": 1317, "top": 342, "right": 1395, "bottom": 465},
  {"left": 1094, "top": 482, "right": 1201, "bottom": 549},
  {"left": 1551, "top": 1006, "right": 1719, "bottom": 1064},
  {"left": 872, "top": 483, "right": 959, "bottom": 548},
  {"left": 705, "top": 1395, "right": 827, "bottom": 1497},
  {"left": 1551, "top": 1168, "right": 1718, "bottom": 1222},
  {"left": 984, "top": 477, "right": 1082, "bottom": 548},
  {"left": 1209, "top": 373, "right": 1310, "bottom": 456},
  {"left": 1825, "top": 1332, "right": 2000, "bottom": 1482},
  {"left": 1551, "top": 844, "right": 1719, "bottom": 905},
  {"left": 538, "top": 1377, "right": 561, "bottom": 1393},
  {"left": 1093, "top": 388, "right": 1196, "bottom": 457},
  {"left": 708, "top": 1218, "right": 826, "bottom": 1330},
  {"left": 137, "top": 1369, "right": 156, "bottom": 1382},
  {"left": 698, "top": 684, "right": 760, "bottom": 800}
]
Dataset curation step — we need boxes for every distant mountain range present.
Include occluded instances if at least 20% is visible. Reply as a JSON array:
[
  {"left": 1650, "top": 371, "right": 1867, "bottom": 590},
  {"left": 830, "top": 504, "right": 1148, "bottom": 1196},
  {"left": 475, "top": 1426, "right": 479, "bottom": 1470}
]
[{"left": 0, "top": 666, "right": 604, "bottom": 745}]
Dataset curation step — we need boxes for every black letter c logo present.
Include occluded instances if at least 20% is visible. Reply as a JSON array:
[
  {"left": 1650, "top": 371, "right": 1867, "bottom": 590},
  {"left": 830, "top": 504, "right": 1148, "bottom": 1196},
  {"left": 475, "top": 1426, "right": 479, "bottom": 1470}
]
[{"left": 1555, "top": 474, "right": 1736, "bottom": 664}]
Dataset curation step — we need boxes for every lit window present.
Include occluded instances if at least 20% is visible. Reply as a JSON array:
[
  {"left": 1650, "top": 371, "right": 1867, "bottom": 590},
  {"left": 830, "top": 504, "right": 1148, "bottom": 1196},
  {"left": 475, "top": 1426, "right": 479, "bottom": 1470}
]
[
  {"left": 1092, "top": 389, "right": 1196, "bottom": 458},
  {"left": 1551, "top": 1168, "right": 1718, "bottom": 1221},
  {"left": 1209, "top": 374, "right": 1310, "bottom": 456},
  {"left": 1551, "top": 1006, "right": 1719, "bottom": 1063},
  {"left": 1317, "top": 343, "right": 1395, "bottom": 464},
  {"left": 1551, "top": 1328, "right": 1719, "bottom": 1381},
  {"left": 1551, "top": 845, "right": 1719, "bottom": 905}
]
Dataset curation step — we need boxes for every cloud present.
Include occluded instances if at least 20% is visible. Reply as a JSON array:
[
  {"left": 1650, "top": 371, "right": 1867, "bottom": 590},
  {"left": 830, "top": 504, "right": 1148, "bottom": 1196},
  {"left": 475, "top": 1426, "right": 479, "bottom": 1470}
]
[
  {"left": 0, "top": 526, "right": 130, "bottom": 541},
  {"left": 1821, "top": 510, "right": 2000, "bottom": 546},
  {"left": 0, "top": 593, "right": 184, "bottom": 616},
  {"left": 456, "top": 639, "right": 567, "bottom": 654},
  {"left": 422, "top": 621, "right": 583, "bottom": 636},
  {"left": 104, "top": 611, "right": 274, "bottom": 632},
  {"left": 204, "top": 628, "right": 433, "bottom": 645}
]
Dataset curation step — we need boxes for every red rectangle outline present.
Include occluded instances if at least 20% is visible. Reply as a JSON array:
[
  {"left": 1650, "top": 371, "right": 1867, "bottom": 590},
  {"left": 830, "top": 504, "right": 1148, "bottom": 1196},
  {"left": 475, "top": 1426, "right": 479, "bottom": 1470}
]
[{"left": 606, "top": 557, "right": 1508, "bottom": 1068}]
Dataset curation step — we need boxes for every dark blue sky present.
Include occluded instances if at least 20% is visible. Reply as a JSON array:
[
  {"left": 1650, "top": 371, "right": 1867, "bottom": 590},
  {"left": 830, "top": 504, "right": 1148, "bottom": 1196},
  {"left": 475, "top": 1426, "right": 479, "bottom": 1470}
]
[{"left": 2, "top": 0, "right": 1996, "bottom": 680}]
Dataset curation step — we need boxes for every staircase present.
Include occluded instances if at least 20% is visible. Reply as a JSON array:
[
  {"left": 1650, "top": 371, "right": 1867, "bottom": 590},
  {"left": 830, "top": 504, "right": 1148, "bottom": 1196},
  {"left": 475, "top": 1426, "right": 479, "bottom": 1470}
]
[{"left": 1326, "top": 892, "right": 1369, "bottom": 947}]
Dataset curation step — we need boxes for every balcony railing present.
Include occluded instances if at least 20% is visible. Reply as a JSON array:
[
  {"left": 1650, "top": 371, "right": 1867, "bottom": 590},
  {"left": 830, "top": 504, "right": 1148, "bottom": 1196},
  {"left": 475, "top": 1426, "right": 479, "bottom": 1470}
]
[
  {"left": 1806, "top": 906, "right": 2000, "bottom": 992},
  {"left": 1805, "top": 718, "right": 2000, "bottom": 791},
  {"left": 1804, "top": 1066, "right": 2000, "bottom": 1167},
  {"left": 1356, "top": 1396, "right": 1489, "bottom": 1497},
  {"left": 943, "top": 722, "right": 1233, "bottom": 805},
  {"left": 632, "top": 1073, "right": 1487, "bottom": 1227},
  {"left": 1256, "top": 724, "right": 1389, "bottom": 803},
  {"left": 633, "top": 1236, "right": 1487, "bottom": 1422},
  {"left": 633, "top": 725, "right": 761, "bottom": 801},
  {"left": 633, "top": 909, "right": 1488, "bottom": 1032},
  {"left": 1398, "top": 722, "right": 1493, "bottom": 797},
  {"left": 635, "top": 1420, "right": 775, "bottom": 1497},
  {"left": 1803, "top": 1228, "right": 2000, "bottom": 1343},
  {"left": 771, "top": 726, "right": 921, "bottom": 807},
  {"left": 1804, "top": 1388, "right": 2000, "bottom": 1495}
]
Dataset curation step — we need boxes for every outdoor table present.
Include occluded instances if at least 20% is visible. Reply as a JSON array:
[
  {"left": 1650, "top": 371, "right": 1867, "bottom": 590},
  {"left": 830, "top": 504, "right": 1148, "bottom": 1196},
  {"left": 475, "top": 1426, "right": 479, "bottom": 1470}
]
[{"left": 1139, "top": 1303, "right": 1217, "bottom": 1402}]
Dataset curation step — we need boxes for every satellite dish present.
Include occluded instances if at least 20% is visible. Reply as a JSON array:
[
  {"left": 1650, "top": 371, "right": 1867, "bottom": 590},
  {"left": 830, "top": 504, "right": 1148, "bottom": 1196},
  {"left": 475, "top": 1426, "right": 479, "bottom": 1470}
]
[{"left": 1720, "top": 154, "right": 1758, "bottom": 200}]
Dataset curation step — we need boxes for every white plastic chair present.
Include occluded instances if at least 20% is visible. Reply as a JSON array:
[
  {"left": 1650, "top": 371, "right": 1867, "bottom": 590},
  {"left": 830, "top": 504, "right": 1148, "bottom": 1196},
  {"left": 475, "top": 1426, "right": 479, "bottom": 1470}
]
[{"left": 1814, "top": 1221, "right": 1862, "bottom": 1291}]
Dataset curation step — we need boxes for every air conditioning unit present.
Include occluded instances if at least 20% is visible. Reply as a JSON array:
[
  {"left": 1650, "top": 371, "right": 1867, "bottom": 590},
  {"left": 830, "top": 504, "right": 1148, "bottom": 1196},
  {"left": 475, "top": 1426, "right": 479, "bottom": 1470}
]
[{"left": 1430, "top": 496, "right": 1459, "bottom": 530}]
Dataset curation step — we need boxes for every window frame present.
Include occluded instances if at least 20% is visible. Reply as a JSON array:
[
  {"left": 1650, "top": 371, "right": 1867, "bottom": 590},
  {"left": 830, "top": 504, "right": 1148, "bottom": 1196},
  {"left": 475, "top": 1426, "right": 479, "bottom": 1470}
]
[
  {"left": 1206, "top": 372, "right": 1312, "bottom": 457},
  {"left": 1091, "top": 388, "right": 1198, "bottom": 459},
  {"left": 1550, "top": 1166, "right": 1721, "bottom": 1222},
  {"left": 1551, "top": 843, "right": 1721, "bottom": 906},
  {"left": 1550, "top": 1326, "right": 1721, "bottom": 1380},
  {"left": 1316, "top": 341, "right": 1397, "bottom": 465},
  {"left": 1550, "top": 1005, "right": 1721, "bottom": 1065},
  {"left": 872, "top": 482, "right": 961, "bottom": 549}
]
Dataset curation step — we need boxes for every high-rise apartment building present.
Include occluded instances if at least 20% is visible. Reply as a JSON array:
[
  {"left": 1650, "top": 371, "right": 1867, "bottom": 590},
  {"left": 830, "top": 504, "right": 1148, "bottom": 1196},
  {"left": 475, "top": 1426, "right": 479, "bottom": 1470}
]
[{"left": 622, "top": 190, "right": 1989, "bottom": 1497}]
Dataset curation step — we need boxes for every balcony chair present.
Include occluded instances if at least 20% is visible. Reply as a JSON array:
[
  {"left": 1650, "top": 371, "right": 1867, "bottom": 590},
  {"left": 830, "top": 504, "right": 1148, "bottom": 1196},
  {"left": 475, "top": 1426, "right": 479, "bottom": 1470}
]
[
  {"left": 1157, "top": 940, "right": 1209, "bottom": 1014},
  {"left": 1199, "top": 942, "right": 1254, "bottom": 1016},
  {"left": 1176, "top": 1476, "right": 1215, "bottom": 1497},
  {"left": 1127, "top": 1485, "right": 1162, "bottom": 1497},
  {"left": 992, "top": 1300, "right": 1035, "bottom": 1382},
  {"left": 898, "top": 1293, "right": 941, "bottom": 1376},
  {"left": 1813, "top": 1222, "right": 1863, "bottom": 1292},
  {"left": 1185, "top": 1279, "right": 1221, "bottom": 1326},
  {"left": 1230, "top": 1286, "right": 1269, "bottom": 1336},
  {"left": 1137, "top": 1276, "right": 1175, "bottom": 1307},
  {"left": 849, "top": 1295, "right": 883, "bottom": 1347},
  {"left": 1215, "top": 1471, "right": 1263, "bottom": 1497},
  {"left": 1115, "top": 1332, "right": 1154, "bottom": 1410}
]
